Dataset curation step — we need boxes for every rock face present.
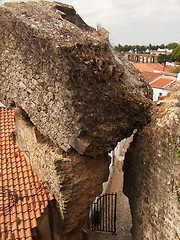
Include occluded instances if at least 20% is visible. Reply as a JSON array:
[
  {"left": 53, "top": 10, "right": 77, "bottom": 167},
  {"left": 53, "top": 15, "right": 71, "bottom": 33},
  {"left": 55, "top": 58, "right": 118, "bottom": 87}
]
[
  {"left": 0, "top": 1, "right": 153, "bottom": 238},
  {"left": 15, "top": 107, "right": 110, "bottom": 236},
  {"left": 124, "top": 90, "right": 180, "bottom": 240},
  {"left": 0, "top": 1, "right": 152, "bottom": 157}
]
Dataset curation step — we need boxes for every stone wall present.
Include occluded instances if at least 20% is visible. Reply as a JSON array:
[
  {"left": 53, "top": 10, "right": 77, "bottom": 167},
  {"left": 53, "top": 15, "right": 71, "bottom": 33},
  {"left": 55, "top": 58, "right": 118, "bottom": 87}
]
[
  {"left": 15, "top": 107, "right": 110, "bottom": 235},
  {"left": 124, "top": 90, "right": 180, "bottom": 239}
]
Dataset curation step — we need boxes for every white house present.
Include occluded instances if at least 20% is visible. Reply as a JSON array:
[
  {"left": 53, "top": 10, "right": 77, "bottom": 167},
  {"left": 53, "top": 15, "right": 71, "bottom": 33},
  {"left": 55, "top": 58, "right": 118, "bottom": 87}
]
[{"left": 149, "top": 75, "right": 176, "bottom": 101}]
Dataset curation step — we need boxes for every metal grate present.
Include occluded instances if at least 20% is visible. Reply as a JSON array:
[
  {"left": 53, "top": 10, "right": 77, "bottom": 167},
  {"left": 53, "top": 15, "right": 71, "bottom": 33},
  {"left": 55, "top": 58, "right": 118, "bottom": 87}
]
[{"left": 90, "top": 193, "right": 117, "bottom": 233}]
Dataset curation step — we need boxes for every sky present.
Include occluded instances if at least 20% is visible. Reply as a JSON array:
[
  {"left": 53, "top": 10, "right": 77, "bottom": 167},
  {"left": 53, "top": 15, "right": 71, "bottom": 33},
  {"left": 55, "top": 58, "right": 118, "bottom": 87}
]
[{"left": 0, "top": 0, "right": 180, "bottom": 46}]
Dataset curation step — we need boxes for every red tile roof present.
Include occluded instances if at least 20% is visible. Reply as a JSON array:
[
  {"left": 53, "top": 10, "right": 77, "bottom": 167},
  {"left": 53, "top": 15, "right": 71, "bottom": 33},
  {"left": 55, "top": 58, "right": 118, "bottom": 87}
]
[
  {"left": 0, "top": 108, "right": 53, "bottom": 240},
  {"left": 141, "top": 72, "right": 162, "bottom": 83},
  {"left": 151, "top": 50, "right": 169, "bottom": 54},
  {"left": 150, "top": 77, "right": 175, "bottom": 89},
  {"left": 134, "top": 63, "right": 172, "bottom": 73}
]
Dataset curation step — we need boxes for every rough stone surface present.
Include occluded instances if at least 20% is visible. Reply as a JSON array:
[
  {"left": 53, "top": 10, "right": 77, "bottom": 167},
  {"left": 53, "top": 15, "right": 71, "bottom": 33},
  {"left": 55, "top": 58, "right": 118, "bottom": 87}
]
[
  {"left": 0, "top": 1, "right": 152, "bottom": 157},
  {"left": 0, "top": 1, "right": 154, "bottom": 238},
  {"left": 124, "top": 90, "right": 180, "bottom": 240},
  {"left": 15, "top": 107, "right": 110, "bottom": 235}
]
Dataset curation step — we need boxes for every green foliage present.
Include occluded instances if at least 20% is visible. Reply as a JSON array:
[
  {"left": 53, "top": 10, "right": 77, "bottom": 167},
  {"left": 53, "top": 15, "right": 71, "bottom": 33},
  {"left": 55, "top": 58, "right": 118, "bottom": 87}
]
[
  {"left": 172, "top": 66, "right": 180, "bottom": 74},
  {"left": 157, "top": 54, "right": 171, "bottom": 64},
  {"left": 114, "top": 42, "right": 180, "bottom": 55},
  {"left": 173, "top": 139, "right": 180, "bottom": 159},
  {"left": 148, "top": 43, "right": 160, "bottom": 50},
  {"left": 114, "top": 43, "right": 167, "bottom": 53},
  {"left": 114, "top": 44, "right": 148, "bottom": 53},
  {"left": 167, "top": 42, "right": 178, "bottom": 50},
  {"left": 114, "top": 44, "right": 124, "bottom": 52},
  {"left": 16, "top": 217, "right": 21, "bottom": 225},
  {"left": 171, "top": 45, "right": 180, "bottom": 62}
]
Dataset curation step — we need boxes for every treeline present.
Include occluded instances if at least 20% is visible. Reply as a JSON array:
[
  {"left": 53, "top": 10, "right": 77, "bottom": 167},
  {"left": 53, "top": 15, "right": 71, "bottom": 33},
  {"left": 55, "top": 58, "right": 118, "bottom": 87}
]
[
  {"left": 114, "top": 42, "right": 180, "bottom": 67},
  {"left": 114, "top": 42, "right": 178, "bottom": 54}
]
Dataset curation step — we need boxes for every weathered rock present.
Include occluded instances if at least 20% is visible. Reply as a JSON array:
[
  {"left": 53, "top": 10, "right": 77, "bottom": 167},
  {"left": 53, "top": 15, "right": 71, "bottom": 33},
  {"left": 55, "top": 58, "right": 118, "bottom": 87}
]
[
  {"left": 124, "top": 90, "right": 180, "bottom": 240},
  {"left": 0, "top": 1, "right": 154, "bottom": 238},
  {"left": 15, "top": 107, "right": 110, "bottom": 235},
  {"left": 0, "top": 1, "right": 152, "bottom": 157}
]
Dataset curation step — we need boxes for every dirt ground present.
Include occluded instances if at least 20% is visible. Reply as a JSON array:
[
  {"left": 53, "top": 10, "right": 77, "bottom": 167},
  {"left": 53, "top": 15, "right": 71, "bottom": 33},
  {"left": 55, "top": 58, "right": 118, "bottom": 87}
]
[{"left": 88, "top": 158, "right": 132, "bottom": 240}]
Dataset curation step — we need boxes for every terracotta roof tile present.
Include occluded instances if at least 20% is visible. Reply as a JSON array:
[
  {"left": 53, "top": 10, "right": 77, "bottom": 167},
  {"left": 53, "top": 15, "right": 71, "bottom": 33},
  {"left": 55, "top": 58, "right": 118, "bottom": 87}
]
[
  {"left": 134, "top": 63, "right": 172, "bottom": 73},
  {"left": 141, "top": 72, "right": 162, "bottom": 83},
  {"left": 0, "top": 107, "right": 54, "bottom": 240},
  {"left": 150, "top": 77, "right": 175, "bottom": 89}
]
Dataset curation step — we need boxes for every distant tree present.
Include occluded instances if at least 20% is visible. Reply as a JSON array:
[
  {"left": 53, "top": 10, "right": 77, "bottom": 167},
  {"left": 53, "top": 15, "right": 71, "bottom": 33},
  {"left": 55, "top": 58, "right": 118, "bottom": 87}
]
[
  {"left": 114, "top": 44, "right": 124, "bottom": 52},
  {"left": 140, "top": 45, "right": 146, "bottom": 52},
  {"left": 171, "top": 46, "right": 180, "bottom": 62},
  {"left": 159, "top": 44, "right": 166, "bottom": 49},
  {"left": 124, "top": 45, "right": 131, "bottom": 52},
  {"left": 157, "top": 54, "right": 171, "bottom": 65},
  {"left": 114, "top": 43, "right": 169, "bottom": 53},
  {"left": 135, "top": 45, "right": 141, "bottom": 53},
  {"left": 148, "top": 44, "right": 159, "bottom": 50},
  {"left": 167, "top": 42, "right": 178, "bottom": 50},
  {"left": 148, "top": 43, "right": 152, "bottom": 50}
]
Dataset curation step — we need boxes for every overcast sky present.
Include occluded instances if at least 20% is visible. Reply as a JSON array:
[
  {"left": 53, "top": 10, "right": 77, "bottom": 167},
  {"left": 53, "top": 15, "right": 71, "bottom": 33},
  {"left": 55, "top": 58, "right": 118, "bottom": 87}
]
[{"left": 1, "top": 0, "right": 180, "bottom": 46}]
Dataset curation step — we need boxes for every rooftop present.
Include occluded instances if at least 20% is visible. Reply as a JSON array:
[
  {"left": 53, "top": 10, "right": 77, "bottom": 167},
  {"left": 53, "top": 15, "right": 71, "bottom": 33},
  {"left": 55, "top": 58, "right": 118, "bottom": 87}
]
[
  {"left": 134, "top": 63, "right": 172, "bottom": 73},
  {"left": 141, "top": 72, "right": 162, "bottom": 83},
  {"left": 150, "top": 76, "right": 175, "bottom": 89},
  {"left": 133, "top": 62, "right": 177, "bottom": 91},
  {"left": 0, "top": 107, "right": 53, "bottom": 240}
]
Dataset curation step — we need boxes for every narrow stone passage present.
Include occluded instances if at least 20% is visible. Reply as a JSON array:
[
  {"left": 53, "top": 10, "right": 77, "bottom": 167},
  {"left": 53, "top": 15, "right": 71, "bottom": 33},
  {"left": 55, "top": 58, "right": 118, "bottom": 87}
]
[{"left": 88, "top": 156, "right": 132, "bottom": 240}]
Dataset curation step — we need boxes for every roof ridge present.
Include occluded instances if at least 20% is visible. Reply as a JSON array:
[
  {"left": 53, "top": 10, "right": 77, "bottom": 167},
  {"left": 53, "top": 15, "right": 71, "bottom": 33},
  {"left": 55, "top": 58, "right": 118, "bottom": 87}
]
[{"left": 149, "top": 74, "right": 164, "bottom": 84}]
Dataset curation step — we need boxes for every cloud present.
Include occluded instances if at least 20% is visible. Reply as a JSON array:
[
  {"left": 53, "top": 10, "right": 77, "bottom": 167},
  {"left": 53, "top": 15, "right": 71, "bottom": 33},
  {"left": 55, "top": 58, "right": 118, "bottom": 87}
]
[
  {"left": 67, "top": 0, "right": 180, "bottom": 45},
  {"left": 0, "top": 0, "right": 179, "bottom": 45},
  {"left": 68, "top": 0, "right": 159, "bottom": 27}
]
